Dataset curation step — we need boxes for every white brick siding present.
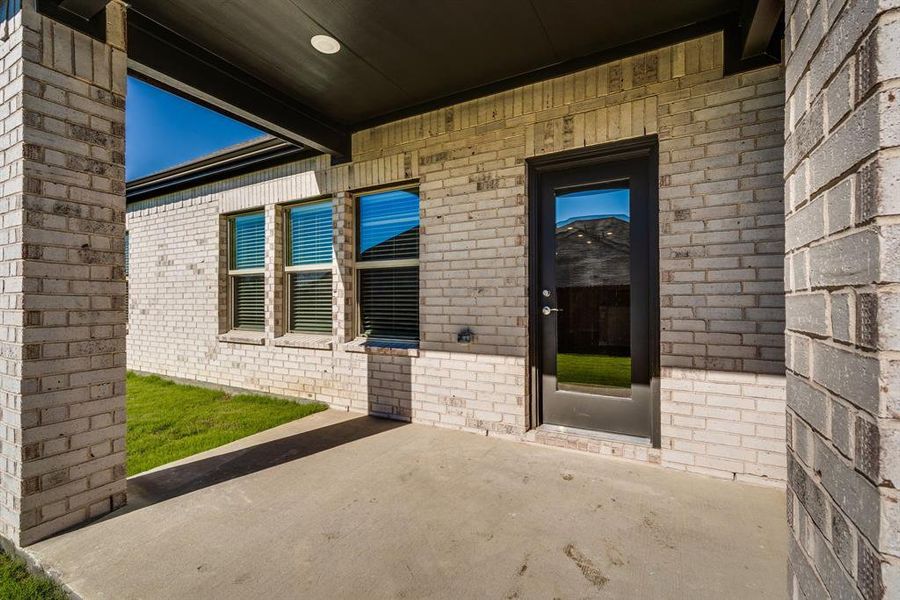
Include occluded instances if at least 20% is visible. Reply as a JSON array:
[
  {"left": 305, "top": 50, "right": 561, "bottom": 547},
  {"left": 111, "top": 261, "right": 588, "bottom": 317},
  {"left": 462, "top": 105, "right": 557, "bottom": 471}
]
[{"left": 127, "top": 32, "right": 787, "bottom": 483}]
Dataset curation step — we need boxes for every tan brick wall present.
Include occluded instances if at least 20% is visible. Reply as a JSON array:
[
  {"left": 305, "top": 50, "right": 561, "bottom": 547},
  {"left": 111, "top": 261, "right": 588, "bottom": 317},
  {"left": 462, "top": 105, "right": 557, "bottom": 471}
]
[
  {"left": 0, "top": 1, "right": 127, "bottom": 546},
  {"left": 656, "top": 62, "right": 787, "bottom": 483},
  {"left": 127, "top": 32, "right": 787, "bottom": 483}
]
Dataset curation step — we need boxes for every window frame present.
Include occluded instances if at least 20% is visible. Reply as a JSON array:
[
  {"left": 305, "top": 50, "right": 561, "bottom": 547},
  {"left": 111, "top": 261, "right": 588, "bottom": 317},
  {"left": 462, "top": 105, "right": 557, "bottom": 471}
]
[
  {"left": 282, "top": 197, "right": 335, "bottom": 335},
  {"left": 227, "top": 210, "right": 266, "bottom": 332},
  {"left": 354, "top": 184, "right": 421, "bottom": 342}
]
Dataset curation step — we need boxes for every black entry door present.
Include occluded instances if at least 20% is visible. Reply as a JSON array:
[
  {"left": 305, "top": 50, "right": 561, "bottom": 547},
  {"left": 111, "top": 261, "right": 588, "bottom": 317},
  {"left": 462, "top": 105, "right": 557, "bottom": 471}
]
[{"left": 534, "top": 144, "right": 658, "bottom": 439}]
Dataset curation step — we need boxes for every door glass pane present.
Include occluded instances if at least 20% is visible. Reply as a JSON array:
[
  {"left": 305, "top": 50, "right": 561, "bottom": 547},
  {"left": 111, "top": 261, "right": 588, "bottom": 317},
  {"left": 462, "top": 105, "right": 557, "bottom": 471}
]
[{"left": 555, "top": 185, "right": 631, "bottom": 397}]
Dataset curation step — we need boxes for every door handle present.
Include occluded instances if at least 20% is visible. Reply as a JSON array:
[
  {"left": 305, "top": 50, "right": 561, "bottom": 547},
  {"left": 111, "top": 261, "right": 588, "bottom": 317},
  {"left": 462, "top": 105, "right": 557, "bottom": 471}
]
[{"left": 541, "top": 306, "right": 562, "bottom": 316}]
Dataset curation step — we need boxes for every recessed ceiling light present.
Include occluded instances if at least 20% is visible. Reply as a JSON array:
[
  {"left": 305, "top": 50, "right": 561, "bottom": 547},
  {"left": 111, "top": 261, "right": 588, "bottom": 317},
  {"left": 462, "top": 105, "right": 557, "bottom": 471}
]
[{"left": 311, "top": 35, "right": 341, "bottom": 54}]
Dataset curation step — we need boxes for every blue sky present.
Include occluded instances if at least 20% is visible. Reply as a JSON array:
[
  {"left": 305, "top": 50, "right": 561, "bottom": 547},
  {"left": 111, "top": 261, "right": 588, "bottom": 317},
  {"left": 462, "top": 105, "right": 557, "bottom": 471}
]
[
  {"left": 556, "top": 188, "right": 630, "bottom": 226},
  {"left": 126, "top": 77, "right": 263, "bottom": 181}
]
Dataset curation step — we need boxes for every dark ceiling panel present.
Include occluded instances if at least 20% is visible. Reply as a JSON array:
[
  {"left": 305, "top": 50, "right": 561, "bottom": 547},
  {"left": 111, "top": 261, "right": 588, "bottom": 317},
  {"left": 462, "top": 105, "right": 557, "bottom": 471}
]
[
  {"left": 295, "top": 0, "right": 558, "bottom": 108},
  {"left": 530, "top": 0, "right": 737, "bottom": 58},
  {"left": 126, "top": 0, "right": 752, "bottom": 129},
  {"left": 127, "top": 0, "right": 409, "bottom": 124}
]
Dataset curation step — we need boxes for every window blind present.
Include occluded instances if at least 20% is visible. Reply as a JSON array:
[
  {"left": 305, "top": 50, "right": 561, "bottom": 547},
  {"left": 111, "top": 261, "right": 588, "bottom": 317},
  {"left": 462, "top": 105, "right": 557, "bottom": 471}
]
[
  {"left": 232, "top": 212, "right": 265, "bottom": 270},
  {"left": 289, "top": 271, "right": 332, "bottom": 333},
  {"left": 358, "top": 189, "right": 419, "bottom": 261},
  {"left": 285, "top": 200, "right": 333, "bottom": 334},
  {"left": 288, "top": 200, "right": 332, "bottom": 265},
  {"left": 359, "top": 267, "right": 419, "bottom": 340},
  {"left": 230, "top": 212, "right": 265, "bottom": 331},
  {"left": 233, "top": 275, "right": 264, "bottom": 331},
  {"left": 356, "top": 188, "right": 420, "bottom": 341}
]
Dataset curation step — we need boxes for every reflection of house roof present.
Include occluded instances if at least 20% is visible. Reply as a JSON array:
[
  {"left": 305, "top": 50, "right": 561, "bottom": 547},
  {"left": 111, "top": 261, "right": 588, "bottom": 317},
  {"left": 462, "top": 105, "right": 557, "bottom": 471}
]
[
  {"left": 556, "top": 217, "right": 630, "bottom": 288},
  {"left": 359, "top": 226, "right": 419, "bottom": 260},
  {"left": 557, "top": 213, "right": 629, "bottom": 228}
]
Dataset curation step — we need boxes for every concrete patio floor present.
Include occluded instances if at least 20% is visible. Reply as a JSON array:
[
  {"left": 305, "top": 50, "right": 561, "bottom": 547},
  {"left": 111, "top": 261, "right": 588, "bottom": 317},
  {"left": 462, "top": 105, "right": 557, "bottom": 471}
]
[{"left": 28, "top": 409, "right": 787, "bottom": 599}]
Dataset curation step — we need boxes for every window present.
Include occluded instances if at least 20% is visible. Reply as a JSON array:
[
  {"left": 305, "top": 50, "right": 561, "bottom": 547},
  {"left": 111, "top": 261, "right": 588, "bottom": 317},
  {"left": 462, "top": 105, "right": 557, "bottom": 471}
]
[
  {"left": 285, "top": 199, "right": 333, "bottom": 334},
  {"left": 228, "top": 212, "right": 265, "bottom": 331},
  {"left": 356, "top": 187, "right": 419, "bottom": 341}
]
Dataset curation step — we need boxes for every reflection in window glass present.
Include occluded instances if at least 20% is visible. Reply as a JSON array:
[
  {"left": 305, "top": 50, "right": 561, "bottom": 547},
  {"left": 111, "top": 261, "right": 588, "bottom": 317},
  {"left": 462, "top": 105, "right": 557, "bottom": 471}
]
[
  {"left": 357, "top": 189, "right": 419, "bottom": 261},
  {"left": 288, "top": 200, "right": 332, "bottom": 266},
  {"left": 229, "top": 212, "right": 265, "bottom": 331},
  {"left": 554, "top": 186, "right": 631, "bottom": 397},
  {"left": 356, "top": 188, "right": 420, "bottom": 341},
  {"left": 286, "top": 200, "right": 333, "bottom": 334},
  {"left": 231, "top": 212, "right": 265, "bottom": 270}
]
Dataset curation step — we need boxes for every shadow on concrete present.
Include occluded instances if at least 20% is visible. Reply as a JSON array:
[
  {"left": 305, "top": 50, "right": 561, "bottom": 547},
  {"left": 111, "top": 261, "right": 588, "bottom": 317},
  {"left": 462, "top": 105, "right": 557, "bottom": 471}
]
[{"left": 123, "top": 415, "right": 406, "bottom": 510}]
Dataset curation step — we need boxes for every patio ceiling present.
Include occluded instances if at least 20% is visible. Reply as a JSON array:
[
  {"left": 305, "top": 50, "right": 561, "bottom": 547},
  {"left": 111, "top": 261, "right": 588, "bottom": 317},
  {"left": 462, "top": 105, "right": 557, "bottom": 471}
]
[
  {"left": 129, "top": 0, "right": 741, "bottom": 127},
  {"left": 40, "top": 0, "right": 783, "bottom": 157}
]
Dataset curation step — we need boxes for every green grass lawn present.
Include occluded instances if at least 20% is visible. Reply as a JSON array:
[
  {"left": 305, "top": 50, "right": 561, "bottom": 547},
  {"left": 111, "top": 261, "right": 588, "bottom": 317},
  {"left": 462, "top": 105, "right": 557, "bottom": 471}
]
[
  {"left": 126, "top": 372, "right": 327, "bottom": 475},
  {"left": 557, "top": 353, "right": 631, "bottom": 389},
  {"left": 0, "top": 552, "right": 68, "bottom": 600}
]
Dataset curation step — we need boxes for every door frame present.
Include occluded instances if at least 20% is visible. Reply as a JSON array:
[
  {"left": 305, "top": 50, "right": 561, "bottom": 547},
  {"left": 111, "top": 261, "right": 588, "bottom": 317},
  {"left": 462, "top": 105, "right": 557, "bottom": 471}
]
[{"left": 526, "top": 135, "right": 661, "bottom": 447}]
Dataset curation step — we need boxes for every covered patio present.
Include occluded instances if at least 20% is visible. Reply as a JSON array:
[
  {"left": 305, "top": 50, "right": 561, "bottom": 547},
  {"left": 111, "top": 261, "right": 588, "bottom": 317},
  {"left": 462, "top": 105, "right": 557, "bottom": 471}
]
[
  {"left": 28, "top": 409, "right": 786, "bottom": 599},
  {"left": 1, "top": 0, "right": 897, "bottom": 598}
]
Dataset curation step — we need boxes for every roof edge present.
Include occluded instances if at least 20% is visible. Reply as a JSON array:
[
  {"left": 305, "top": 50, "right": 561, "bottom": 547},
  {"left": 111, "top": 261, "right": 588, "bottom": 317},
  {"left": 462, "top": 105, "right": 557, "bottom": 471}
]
[{"left": 126, "top": 138, "right": 320, "bottom": 203}]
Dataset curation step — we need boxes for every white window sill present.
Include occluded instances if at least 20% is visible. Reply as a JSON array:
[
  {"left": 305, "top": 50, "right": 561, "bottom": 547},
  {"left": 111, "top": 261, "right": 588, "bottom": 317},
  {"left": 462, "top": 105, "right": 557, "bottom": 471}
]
[
  {"left": 218, "top": 330, "right": 266, "bottom": 345},
  {"left": 273, "top": 333, "right": 333, "bottom": 350},
  {"left": 343, "top": 337, "right": 419, "bottom": 357}
]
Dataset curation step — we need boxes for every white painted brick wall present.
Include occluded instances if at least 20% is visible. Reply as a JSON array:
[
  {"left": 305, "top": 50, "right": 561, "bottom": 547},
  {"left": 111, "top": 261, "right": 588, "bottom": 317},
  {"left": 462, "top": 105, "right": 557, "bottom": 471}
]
[{"left": 127, "top": 32, "right": 786, "bottom": 483}]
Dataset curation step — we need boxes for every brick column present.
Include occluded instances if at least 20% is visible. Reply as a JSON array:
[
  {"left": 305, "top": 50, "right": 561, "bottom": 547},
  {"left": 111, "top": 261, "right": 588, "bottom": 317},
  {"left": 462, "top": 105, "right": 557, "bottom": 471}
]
[
  {"left": 784, "top": 0, "right": 899, "bottom": 597},
  {"left": 0, "top": 1, "right": 127, "bottom": 546},
  {"left": 334, "top": 191, "right": 354, "bottom": 345}
]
